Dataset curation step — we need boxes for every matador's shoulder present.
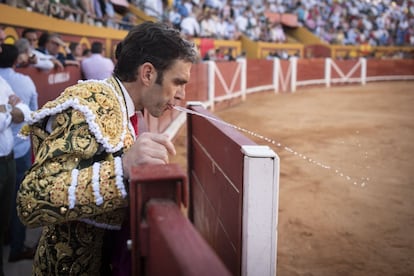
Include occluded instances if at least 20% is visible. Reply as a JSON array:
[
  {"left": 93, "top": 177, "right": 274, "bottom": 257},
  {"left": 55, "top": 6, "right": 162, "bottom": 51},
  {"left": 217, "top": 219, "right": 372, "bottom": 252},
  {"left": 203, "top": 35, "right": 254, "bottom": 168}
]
[{"left": 27, "top": 79, "right": 129, "bottom": 153}]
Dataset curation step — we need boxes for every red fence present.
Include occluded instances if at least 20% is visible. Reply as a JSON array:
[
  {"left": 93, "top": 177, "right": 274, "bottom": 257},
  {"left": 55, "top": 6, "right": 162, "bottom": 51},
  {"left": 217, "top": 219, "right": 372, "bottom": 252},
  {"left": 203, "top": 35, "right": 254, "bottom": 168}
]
[
  {"left": 186, "top": 104, "right": 280, "bottom": 276},
  {"left": 129, "top": 163, "right": 231, "bottom": 276},
  {"left": 16, "top": 66, "right": 81, "bottom": 107},
  {"left": 187, "top": 105, "right": 255, "bottom": 275}
]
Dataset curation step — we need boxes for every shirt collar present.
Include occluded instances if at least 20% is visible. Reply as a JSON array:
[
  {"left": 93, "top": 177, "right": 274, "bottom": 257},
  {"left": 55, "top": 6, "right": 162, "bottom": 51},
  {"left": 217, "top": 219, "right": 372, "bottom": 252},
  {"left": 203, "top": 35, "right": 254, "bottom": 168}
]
[{"left": 114, "top": 77, "right": 135, "bottom": 118}]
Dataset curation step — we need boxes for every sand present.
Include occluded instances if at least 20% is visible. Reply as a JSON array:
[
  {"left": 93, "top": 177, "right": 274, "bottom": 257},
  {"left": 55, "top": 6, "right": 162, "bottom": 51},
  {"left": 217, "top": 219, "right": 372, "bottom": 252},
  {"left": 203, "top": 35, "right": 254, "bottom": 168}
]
[{"left": 171, "top": 81, "right": 414, "bottom": 276}]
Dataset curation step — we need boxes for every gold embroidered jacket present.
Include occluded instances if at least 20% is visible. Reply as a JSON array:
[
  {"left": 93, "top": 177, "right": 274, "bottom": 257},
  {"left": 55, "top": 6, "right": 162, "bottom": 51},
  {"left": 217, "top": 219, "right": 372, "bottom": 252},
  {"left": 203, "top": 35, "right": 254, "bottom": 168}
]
[{"left": 17, "top": 77, "right": 136, "bottom": 275}]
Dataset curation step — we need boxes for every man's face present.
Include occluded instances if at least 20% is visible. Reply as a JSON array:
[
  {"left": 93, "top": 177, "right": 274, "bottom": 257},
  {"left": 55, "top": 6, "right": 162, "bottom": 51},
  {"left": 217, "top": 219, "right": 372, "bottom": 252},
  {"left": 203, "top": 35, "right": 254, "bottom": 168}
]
[
  {"left": 46, "top": 38, "right": 61, "bottom": 55},
  {"left": 24, "top": 32, "right": 38, "bottom": 48},
  {"left": 143, "top": 60, "right": 192, "bottom": 118}
]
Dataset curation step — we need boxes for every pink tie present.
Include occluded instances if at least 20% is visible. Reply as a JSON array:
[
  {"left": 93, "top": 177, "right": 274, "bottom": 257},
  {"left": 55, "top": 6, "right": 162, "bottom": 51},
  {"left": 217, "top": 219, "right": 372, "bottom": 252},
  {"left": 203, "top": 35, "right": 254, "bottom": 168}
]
[{"left": 130, "top": 113, "right": 139, "bottom": 136}]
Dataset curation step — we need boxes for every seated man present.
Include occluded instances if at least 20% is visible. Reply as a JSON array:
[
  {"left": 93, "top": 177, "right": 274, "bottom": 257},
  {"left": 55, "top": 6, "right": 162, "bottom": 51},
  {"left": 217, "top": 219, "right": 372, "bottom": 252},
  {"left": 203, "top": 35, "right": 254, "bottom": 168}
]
[
  {"left": 81, "top": 41, "right": 114, "bottom": 80},
  {"left": 37, "top": 31, "right": 79, "bottom": 67},
  {"left": 22, "top": 28, "right": 63, "bottom": 70}
]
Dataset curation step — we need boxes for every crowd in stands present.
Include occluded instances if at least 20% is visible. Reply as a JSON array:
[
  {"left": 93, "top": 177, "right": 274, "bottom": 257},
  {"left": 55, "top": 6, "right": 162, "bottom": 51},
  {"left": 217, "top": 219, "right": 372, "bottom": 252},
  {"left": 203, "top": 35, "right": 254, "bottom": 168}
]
[
  {"left": 162, "top": 0, "right": 414, "bottom": 47},
  {"left": 2, "top": 0, "right": 414, "bottom": 47},
  {"left": 11, "top": 27, "right": 113, "bottom": 79}
]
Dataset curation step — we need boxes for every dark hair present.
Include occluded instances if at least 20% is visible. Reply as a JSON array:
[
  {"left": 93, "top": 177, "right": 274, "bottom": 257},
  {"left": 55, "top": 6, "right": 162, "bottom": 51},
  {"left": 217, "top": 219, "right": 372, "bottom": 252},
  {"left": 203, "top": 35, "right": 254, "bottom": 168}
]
[
  {"left": 114, "top": 21, "right": 198, "bottom": 84},
  {"left": 91, "top": 41, "right": 103, "bottom": 54},
  {"left": 0, "top": 43, "right": 18, "bottom": 68},
  {"left": 38, "top": 32, "right": 62, "bottom": 48},
  {"left": 22, "top": 28, "right": 37, "bottom": 38},
  {"left": 37, "top": 31, "right": 50, "bottom": 48},
  {"left": 82, "top": 48, "right": 91, "bottom": 56},
  {"left": 69, "top": 42, "right": 79, "bottom": 53}
]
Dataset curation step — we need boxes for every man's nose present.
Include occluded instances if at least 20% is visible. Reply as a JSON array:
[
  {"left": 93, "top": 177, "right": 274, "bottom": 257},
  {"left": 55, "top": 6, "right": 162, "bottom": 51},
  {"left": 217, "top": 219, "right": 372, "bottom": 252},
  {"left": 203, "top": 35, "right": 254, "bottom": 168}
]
[{"left": 175, "top": 86, "right": 185, "bottom": 101}]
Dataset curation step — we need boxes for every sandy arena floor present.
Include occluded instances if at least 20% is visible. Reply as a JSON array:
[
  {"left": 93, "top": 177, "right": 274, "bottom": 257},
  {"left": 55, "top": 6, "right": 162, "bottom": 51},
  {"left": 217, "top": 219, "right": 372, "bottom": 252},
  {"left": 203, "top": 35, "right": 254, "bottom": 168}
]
[{"left": 171, "top": 81, "right": 414, "bottom": 276}]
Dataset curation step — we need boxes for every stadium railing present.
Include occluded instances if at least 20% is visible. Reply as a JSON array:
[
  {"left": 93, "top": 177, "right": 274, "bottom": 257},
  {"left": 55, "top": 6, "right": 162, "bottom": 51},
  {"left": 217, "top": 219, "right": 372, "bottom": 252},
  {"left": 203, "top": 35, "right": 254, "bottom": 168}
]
[{"left": 128, "top": 163, "right": 233, "bottom": 276}]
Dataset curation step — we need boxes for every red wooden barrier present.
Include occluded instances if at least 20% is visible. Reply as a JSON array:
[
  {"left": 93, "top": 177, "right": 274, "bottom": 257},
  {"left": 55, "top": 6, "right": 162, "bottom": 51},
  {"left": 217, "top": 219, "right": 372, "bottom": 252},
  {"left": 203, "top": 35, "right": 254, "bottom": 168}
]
[
  {"left": 145, "top": 200, "right": 232, "bottom": 276},
  {"left": 15, "top": 66, "right": 82, "bottom": 107},
  {"left": 129, "top": 164, "right": 187, "bottom": 276},
  {"left": 367, "top": 59, "right": 414, "bottom": 77},
  {"left": 129, "top": 163, "right": 230, "bottom": 276},
  {"left": 297, "top": 58, "right": 326, "bottom": 82},
  {"left": 245, "top": 59, "right": 274, "bottom": 90},
  {"left": 214, "top": 61, "right": 242, "bottom": 98},
  {"left": 187, "top": 105, "right": 256, "bottom": 275}
]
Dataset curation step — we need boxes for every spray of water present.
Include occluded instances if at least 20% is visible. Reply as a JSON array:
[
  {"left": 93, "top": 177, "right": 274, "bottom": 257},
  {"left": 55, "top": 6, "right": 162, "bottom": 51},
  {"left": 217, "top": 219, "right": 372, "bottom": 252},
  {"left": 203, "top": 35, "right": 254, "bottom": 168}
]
[{"left": 174, "top": 105, "right": 369, "bottom": 187}]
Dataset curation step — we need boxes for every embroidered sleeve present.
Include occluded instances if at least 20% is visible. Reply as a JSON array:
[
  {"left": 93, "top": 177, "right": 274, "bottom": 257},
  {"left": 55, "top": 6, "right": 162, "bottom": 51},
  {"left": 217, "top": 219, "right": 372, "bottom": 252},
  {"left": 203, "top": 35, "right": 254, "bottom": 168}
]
[{"left": 17, "top": 108, "right": 129, "bottom": 228}]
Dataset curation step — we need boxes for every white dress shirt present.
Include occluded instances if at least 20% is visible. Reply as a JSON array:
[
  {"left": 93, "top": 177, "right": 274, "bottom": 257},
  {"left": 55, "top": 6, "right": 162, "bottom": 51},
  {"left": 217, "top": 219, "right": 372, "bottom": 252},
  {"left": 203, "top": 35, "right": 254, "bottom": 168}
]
[
  {"left": 81, "top": 54, "right": 115, "bottom": 80},
  {"left": 31, "top": 48, "right": 55, "bottom": 70},
  {"left": 0, "top": 77, "right": 31, "bottom": 157}
]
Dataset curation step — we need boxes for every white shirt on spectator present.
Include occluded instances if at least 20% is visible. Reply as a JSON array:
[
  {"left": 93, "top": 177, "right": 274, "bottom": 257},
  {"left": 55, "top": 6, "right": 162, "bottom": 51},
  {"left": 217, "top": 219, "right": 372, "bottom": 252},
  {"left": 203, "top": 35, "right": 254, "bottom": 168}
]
[
  {"left": 168, "top": 8, "right": 182, "bottom": 26},
  {"left": 81, "top": 53, "right": 114, "bottom": 80},
  {"left": 200, "top": 16, "right": 217, "bottom": 37},
  {"left": 235, "top": 13, "right": 249, "bottom": 33},
  {"left": 144, "top": 0, "right": 163, "bottom": 20},
  {"left": 0, "top": 77, "right": 14, "bottom": 157},
  {"left": 183, "top": 2, "right": 193, "bottom": 17},
  {"left": 205, "top": 0, "right": 221, "bottom": 9},
  {"left": 0, "top": 77, "right": 31, "bottom": 157},
  {"left": 31, "top": 48, "right": 55, "bottom": 70},
  {"left": 270, "top": 24, "right": 286, "bottom": 42},
  {"left": 180, "top": 14, "right": 201, "bottom": 37},
  {"left": 215, "top": 18, "right": 227, "bottom": 39}
]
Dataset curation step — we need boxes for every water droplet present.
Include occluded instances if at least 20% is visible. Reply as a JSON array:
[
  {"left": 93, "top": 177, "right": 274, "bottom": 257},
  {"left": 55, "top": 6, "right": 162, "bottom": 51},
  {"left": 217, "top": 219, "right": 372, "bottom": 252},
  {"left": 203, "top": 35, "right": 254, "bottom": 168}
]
[{"left": 174, "top": 106, "right": 369, "bottom": 188}]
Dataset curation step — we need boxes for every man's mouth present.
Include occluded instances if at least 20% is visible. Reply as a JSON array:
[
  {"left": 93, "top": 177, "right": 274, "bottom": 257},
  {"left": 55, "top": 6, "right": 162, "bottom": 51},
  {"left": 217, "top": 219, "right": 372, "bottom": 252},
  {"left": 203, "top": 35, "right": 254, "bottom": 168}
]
[{"left": 165, "top": 103, "right": 174, "bottom": 111}]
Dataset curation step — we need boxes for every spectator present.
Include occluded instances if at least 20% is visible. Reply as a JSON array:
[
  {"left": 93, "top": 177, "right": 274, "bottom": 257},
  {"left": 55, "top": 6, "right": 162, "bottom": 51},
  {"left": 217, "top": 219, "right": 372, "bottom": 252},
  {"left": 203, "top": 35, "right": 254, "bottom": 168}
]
[
  {"left": 69, "top": 41, "right": 85, "bottom": 62},
  {"left": 234, "top": 8, "right": 249, "bottom": 34},
  {"left": 0, "top": 43, "right": 38, "bottom": 264},
  {"left": 176, "top": 0, "right": 190, "bottom": 18},
  {"left": 21, "top": 28, "right": 59, "bottom": 70},
  {"left": 214, "top": 16, "right": 227, "bottom": 39},
  {"left": 0, "top": 43, "right": 31, "bottom": 276},
  {"left": 220, "top": 0, "right": 232, "bottom": 18},
  {"left": 143, "top": 0, "right": 163, "bottom": 20},
  {"left": 224, "top": 47, "right": 235, "bottom": 61},
  {"left": 180, "top": 6, "right": 201, "bottom": 38},
  {"left": 14, "top": 38, "right": 34, "bottom": 68},
  {"left": 202, "top": 48, "right": 216, "bottom": 61},
  {"left": 223, "top": 17, "right": 239, "bottom": 40},
  {"left": 270, "top": 22, "right": 286, "bottom": 43},
  {"left": 81, "top": 41, "right": 114, "bottom": 79},
  {"left": 167, "top": 5, "right": 182, "bottom": 30},
  {"left": 102, "top": 0, "right": 117, "bottom": 29},
  {"left": 120, "top": 12, "right": 137, "bottom": 31},
  {"left": 200, "top": 9, "right": 217, "bottom": 38},
  {"left": 37, "top": 31, "right": 79, "bottom": 67}
]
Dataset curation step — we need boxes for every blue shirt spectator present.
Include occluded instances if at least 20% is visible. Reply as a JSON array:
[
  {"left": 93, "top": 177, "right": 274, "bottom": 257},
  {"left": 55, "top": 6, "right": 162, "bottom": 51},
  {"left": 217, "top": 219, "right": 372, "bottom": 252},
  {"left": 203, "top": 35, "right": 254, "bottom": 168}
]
[{"left": 0, "top": 44, "right": 38, "bottom": 158}]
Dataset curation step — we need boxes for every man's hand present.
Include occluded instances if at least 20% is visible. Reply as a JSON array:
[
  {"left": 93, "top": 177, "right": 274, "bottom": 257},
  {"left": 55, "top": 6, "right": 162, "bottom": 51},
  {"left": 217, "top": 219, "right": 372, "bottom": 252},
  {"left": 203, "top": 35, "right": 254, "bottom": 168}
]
[
  {"left": 8, "top": 94, "right": 21, "bottom": 106},
  {"left": 8, "top": 95, "right": 25, "bottom": 123},
  {"left": 122, "top": 132, "right": 176, "bottom": 179},
  {"left": 52, "top": 58, "right": 64, "bottom": 70}
]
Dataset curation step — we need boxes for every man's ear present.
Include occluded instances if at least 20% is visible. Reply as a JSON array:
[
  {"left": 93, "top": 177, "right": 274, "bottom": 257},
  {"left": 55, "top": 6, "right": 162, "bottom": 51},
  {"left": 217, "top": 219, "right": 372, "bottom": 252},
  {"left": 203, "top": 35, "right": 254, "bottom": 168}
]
[{"left": 140, "top": 62, "right": 154, "bottom": 85}]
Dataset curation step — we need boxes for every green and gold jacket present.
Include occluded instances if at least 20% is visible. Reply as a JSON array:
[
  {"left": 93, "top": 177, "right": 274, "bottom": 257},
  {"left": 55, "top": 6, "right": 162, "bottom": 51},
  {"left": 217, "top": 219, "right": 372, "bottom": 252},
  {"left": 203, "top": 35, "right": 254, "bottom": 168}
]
[{"left": 17, "top": 77, "right": 136, "bottom": 275}]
